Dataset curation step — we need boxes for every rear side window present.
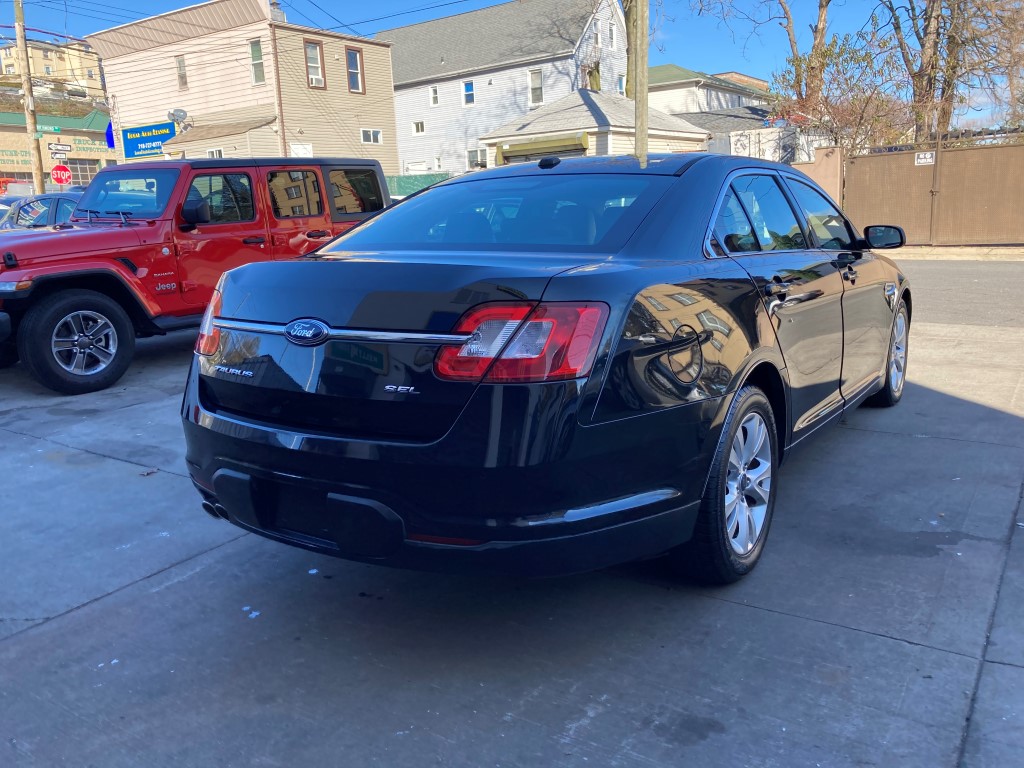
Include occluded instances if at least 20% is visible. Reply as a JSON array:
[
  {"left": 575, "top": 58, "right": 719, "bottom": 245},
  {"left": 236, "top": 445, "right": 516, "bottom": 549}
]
[
  {"left": 324, "top": 174, "right": 674, "bottom": 254},
  {"left": 329, "top": 168, "right": 384, "bottom": 214},
  {"left": 712, "top": 188, "right": 758, "bottom": 254},
  {"left": 186, "top": 173, "right": 255, "bottom": 224},
  {"left": 788, "top": 180, "right": 855, "bottom": 251},
  {"left": 16, "top": 198, "right": 51, "bottom": 227},
  {"left": 267, "top": 170, "right": 323, "bottom": 218},
  {"left": 731, "top": 175, "right": 807, "bottom": 251}
]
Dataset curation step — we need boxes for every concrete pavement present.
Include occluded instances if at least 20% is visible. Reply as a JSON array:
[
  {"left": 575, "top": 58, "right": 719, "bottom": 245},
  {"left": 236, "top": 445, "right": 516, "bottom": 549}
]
[{"left": 1, "top": 260, "right": 1022, "bottom": 767}]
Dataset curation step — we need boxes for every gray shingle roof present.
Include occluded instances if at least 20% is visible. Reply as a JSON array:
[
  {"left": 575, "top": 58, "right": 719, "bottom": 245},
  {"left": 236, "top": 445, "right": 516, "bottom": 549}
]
[
  {"left": 481, "top": 89, "right": 709, "bottom": 139},
  {"left": 377, "top": 0, "right": 599, "bottom": 86},
  {"left": 673, "top": 106, "right": 775, "bottom": 134}
]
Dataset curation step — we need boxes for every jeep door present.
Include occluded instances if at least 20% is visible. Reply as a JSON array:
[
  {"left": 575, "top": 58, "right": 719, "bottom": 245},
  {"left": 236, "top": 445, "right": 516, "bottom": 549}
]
[
  {"left": 263, "top": 166, "right": 335, "bottom": 258},
  {"left": 174, "top": 168, "right": 270, "bottom": 308}
]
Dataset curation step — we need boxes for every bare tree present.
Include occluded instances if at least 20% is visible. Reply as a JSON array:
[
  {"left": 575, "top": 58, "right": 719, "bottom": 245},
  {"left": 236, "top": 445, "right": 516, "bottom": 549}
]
[{"left": 691, "top": 0, "right": 832, "bottom": 110}]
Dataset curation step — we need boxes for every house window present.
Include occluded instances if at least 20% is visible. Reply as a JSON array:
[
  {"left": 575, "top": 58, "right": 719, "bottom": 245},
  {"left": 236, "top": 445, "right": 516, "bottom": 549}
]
[
  {"left": 593, "top": 21, "right": 601, "bottom": 48},
  {"left": 44, "top": 65, "right": 52, "bottom": 76},
  {"left": 249, "top": 39, "right": 265, "bottom": 85},
  {"left": 305, "top": 41, "right": 324, "bottom": 88},
  {"left": 412, "top": 121, "right": 425, "bottom": 134},
  {"left": 429, "top": 85, "right": 439, "bottom": 106},
  {"left": 42, "top": 49, "right": 51, "bottom": 59},
  {"left": 87, "top": 68, "right": 95, "bottom": 79},
  {"left": 206, "top": 149, "right": 224, "bottom": 158},
  {"left": 528, "top": 69, "right": 543, "bottom": 106},
  {"left": 463, "top": 80, "right": 475, "bottom": 106},
  {"left": 361, "top": 129, "right": 382, "bottom": 144},
  {"left": 67, "top": 158, "right": 100, "bottom": 185},
  {"left": 616, "top": 74, "right": 625, "bottom": 95},
  {"left": 291, "top": 205, "right": 304, "bottom": 216},
  {"left": 434, "top": 157, "right": 442, "bottom": 170},
  {"left": 346, "top": 47, "right": 363, "bottom": 93},
  {"left": 2, "top": 49, "right": 10, "bottom": 58},
  {"left": 644, "top": 295, "right": 668, "bottom": 311},
  {"left": 285, "top": 185, "right": 302, "bottom": 199},
  {"left": 608, "top": 22, "right": 616, "bottom": 49},
  {"left": 670, "top": 292, "right": 698, "bottom": 306},
  {"left": 175, "top": 55, "right": 187, "bottom": 89},
  {"left": 697, "top": 309, "right": 733, "bottom": 336},
  {"left": 4, "top": 65, "right": 13, "bottom": 75},
  {"left": 466, "top": 148, "right": 486, "bottom": 169}
]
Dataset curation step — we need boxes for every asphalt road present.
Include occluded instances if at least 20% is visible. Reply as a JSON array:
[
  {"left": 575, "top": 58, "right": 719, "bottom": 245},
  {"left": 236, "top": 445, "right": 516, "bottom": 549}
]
[{"left": 1, "top": 259, "right": 1022, "bottom": 767}]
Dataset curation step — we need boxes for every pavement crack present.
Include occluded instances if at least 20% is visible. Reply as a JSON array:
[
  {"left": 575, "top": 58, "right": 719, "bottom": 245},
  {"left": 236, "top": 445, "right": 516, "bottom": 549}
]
[
  {"left": 0, "top": 425, "right": 188, "bottom": 479},
  {"left": 0, "top": 533, "right": 248, "bottom": 646},
  {"left": 838, "top": 423, "right": 1024, "bottom": 451}
]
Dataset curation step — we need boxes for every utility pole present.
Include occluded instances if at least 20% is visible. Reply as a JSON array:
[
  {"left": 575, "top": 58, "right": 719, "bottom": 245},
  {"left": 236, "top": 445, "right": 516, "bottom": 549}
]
[
  {"left": 634, "top": 0, "right": 649, "bottom": 167},
  {"left": 14, "top": 0, "right": 45, "bottom": 194}
]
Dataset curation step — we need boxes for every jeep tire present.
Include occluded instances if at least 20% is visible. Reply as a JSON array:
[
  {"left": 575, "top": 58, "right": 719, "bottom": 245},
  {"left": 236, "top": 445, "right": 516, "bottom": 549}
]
[{"left": 18, "top": 289, "right": 135, "bottom": 395}]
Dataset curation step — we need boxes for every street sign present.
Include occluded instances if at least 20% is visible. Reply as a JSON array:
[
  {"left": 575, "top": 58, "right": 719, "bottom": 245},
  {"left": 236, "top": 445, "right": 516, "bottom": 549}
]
[
  {"left": 38, "top": 125, "right": 62, "bottom": 133},
  {"left": 50, "top": 152, "right": 68, "bottom": 160},
  {"left": 48, "top": 143, "right": 72, "bottom": 152},
  {"left": 50, "top": 165, "right": 73, "bottom": 185},
  {"left": 915, "top": 151, "right": 936, "bottom": 166}
]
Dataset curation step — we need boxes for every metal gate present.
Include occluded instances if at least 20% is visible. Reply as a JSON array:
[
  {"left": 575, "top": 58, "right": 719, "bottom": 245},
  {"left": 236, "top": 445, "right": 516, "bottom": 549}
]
[{"left": 843, "top": 141, "right": 1024, "bottom": 245}]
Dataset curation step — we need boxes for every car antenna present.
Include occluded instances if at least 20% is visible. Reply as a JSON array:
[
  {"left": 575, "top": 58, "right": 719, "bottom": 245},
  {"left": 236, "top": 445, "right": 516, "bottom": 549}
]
[{"left": 538, "top": 156, "right": 560, "bottom": 169}]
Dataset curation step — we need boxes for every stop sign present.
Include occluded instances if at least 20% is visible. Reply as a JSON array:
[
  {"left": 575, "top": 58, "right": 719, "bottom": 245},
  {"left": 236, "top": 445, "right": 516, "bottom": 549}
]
[{"left": 50, "top": 165, "right": 72, "bottom": 185}]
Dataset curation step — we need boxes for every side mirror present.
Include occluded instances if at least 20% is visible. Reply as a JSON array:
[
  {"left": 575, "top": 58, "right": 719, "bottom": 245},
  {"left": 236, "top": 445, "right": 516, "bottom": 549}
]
[
  {"left": 864, "top": 225, "right": 905, "bottom": 250},
  {"left": 180, "top": 199, "right": 210, "bottom": 230}
]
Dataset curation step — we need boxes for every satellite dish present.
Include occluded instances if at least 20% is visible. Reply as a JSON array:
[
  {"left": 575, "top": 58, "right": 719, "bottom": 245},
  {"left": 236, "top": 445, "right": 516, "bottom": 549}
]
[{"left": 168, "top": 108, "right": 188, "bottom": 123}]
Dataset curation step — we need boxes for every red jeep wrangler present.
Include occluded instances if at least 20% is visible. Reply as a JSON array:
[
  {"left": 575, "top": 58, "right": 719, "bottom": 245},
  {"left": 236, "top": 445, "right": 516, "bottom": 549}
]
[{"left": 0, "top": 157, "right": 389, "bottom": 394}]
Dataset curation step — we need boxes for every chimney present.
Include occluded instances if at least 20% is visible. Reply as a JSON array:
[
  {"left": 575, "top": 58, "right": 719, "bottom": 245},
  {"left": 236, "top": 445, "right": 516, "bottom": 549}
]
[{"left": 268, "top": 0, "right": 286, "bottom": 22}]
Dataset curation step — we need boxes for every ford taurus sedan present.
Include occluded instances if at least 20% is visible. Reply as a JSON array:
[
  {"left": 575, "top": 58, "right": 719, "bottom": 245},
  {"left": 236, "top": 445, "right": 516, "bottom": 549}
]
[{"left": 181, "top": 154, "right": 910, "bottom": 583}]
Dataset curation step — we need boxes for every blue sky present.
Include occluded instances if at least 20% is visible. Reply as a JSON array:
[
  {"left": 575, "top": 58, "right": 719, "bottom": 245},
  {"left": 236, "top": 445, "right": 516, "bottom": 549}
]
[{"left": 6, "top": 0, "right": 872, "bottom": 85}]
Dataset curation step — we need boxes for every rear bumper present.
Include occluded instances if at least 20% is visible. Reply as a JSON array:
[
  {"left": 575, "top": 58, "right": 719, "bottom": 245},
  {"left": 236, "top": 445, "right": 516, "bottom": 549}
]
[{"left": 182, "top": 362, "right": 720, "bottom": 577}]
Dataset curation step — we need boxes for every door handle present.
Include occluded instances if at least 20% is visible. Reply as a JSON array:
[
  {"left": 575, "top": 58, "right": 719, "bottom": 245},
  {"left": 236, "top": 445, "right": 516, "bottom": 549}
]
[
  {"left": 242, "top": 236, "right": 265, "bottom": 245},
  {"left": 842, "top": 267, "right": 857, "bottom": 282},
  {"left": 763, "top": 280, "right": 795, "bottom": 297},
  {"left": 306, "top": 230, "right": 330, "bottom": 239}
]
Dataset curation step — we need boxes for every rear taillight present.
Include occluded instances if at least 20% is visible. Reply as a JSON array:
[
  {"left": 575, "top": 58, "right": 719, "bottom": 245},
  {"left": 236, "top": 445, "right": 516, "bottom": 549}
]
[
  {"left": 195, "top": 289, "right": 222, "bottom": 356},
  {"left": 434, "top": 301, "right": 609, "bottom": 383}
]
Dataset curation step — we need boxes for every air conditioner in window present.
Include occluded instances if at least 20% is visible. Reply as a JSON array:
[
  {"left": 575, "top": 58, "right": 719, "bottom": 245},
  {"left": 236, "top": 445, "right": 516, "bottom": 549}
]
[{"left": 309, "top": 76, "right": 324, "bottom": 87}]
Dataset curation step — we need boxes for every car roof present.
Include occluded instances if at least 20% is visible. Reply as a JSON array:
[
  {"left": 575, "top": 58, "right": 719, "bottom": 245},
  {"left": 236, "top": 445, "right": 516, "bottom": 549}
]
[
  {"left": 436, "top": 153, "right": 805, "bottom": 186},
  {"left": 16, "top": 192, "right": 83, "bottom": 201},
  {"left": 96, "top": 158, "right": 383, "bottom": 172}
]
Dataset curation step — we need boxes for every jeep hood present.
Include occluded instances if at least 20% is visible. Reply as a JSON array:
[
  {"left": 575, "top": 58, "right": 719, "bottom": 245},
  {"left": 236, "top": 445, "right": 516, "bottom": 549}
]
[{"left": 0, "top": 222, "right": 153, "bottom": 267}]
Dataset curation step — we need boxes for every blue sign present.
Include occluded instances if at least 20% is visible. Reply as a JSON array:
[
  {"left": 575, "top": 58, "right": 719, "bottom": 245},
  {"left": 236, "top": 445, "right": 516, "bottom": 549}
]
[
  {"left": 105, "top": 121, "right": 115, "bottom": 149},
  {"left": 121, "top": 121, "right": 176, "bottom": 159}
]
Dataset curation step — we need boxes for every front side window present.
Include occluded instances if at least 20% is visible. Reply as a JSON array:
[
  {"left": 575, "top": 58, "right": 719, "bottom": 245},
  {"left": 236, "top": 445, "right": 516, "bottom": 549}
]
[
  {"left": 346, "top": 47, "right": 363, "bottom": 93},
  {"left": 249, "top": 39, "right": 265, "bottom": 85},
  {"left": 528, "top": 69, "right": 543, "bottom": 106},
  {"left": 329, "top": 168, "right": 384, "bottom": 214},
  {"left": 730, "top": 175, "right": 807, "bottom": 251},
  {"left": 712, "top": 187, "right": 758, "bottom": 254},
  {"left": 429, "top": 85, "right": 439, "bottom": 106},
  {"left": 267, "top": 170, "right": 322, "bottom": 218},
  {"left": 463, "top": 80, "right": 475, "bottom": 106},
  {"left": 360, "top": 129, "right": 382, "bottom": 144},
  {"left": 788, "top": 180, "right": 855, "bottom": 251},
  {"left": 175, "top": 55, "right": 187, "bottom": 89},
  {"left": 76, "top": 169, "right": 180, "bottom": 219},
  {"left": 57, "top": 198, "right": 77, "bottom": 224},
  {"left": 322, "top": 174, "right": 674, "bottom": 254},
  {"left": 186, "top": 173, "right": 255, "bottom": 224},
  {"left": 305, "top": 41, "right": 324, "bottom": 88}
]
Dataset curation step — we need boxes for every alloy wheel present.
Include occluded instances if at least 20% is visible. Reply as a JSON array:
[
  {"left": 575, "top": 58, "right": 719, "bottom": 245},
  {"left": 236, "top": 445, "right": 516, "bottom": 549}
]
[
  {"left": 50, "top": 310, "right": 118, "bottom": 376},
  {"left": 889, "top": 310, "right": 908, "bottom": 395},
  {"left": 725, "top": 412, "right": 773, "bottom": 555}
]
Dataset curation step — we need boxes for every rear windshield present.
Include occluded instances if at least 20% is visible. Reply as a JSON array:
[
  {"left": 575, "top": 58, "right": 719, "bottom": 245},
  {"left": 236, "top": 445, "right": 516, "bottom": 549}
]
[
  {"left": 75, "top": 169, "right": 180, "bottom": 220},
  {"left": 322, "top": 174, "right": 673, "bottom": 254}
]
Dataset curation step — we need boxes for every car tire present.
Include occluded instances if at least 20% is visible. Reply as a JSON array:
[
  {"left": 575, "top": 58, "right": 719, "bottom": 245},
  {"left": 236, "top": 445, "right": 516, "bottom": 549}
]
[
  {"left": 865, "top": 298, "right": 909, "bottom": 408},
  {"left": 670, "top": 385, "right": 779, "bottom": 585},
  {"left": 17, "top": 289, "right": 135, "bottom": 395},
  {"left": 0, "top": 341, "right": 18, "bottom": 368}
]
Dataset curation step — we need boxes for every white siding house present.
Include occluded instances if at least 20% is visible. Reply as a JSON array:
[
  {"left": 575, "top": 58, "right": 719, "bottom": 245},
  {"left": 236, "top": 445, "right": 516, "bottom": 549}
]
[
  {"left": 378, "top": 0, "right": 627, "bottom": 176},
  {"left": 648, "top": 64, "right": 768, "bottom": 115}
]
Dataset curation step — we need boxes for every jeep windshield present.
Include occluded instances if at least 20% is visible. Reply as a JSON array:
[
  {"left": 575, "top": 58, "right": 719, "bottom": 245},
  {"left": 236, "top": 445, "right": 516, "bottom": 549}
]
[{"left": 74, "top": 169, "right": 180, "bottom": 220}]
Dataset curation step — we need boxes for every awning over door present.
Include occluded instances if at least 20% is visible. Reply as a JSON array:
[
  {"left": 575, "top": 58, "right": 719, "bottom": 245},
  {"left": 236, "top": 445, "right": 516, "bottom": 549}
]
[{"left": 496, "top": 132, "right": 589, "bottom": 165}]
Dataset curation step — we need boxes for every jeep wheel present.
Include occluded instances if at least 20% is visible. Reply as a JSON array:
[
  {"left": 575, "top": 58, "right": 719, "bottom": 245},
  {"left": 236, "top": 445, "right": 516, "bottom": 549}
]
[{"left": 18, "top": 290, "right": 135, "bottom": 395}]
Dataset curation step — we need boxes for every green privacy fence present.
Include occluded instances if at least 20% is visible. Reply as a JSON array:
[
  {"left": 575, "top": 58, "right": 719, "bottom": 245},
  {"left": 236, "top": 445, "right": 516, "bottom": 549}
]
[{"left": 385, "top": 173, "right": 453, "bottom": 198}]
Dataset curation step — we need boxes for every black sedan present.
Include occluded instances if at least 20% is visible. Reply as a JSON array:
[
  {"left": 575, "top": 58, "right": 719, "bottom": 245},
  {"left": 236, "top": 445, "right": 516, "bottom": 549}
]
[
  {"left": 182, "top": 154, "right": 910, "bottom": 583},
  {"left": 0, "top": 192, "right": 83, "bottom": 230}
]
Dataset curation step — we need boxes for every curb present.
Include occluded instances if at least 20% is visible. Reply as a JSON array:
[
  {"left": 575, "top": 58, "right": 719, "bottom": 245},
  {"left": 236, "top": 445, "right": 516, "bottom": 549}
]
[{"left": 895, "top": 247, "right": 1024, "bottom": 261}]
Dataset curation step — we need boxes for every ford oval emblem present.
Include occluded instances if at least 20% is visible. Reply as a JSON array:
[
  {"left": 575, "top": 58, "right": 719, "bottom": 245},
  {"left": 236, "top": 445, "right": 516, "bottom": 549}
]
[{"left": 284, "top": 319, "right": 330, "bottom": 346}]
